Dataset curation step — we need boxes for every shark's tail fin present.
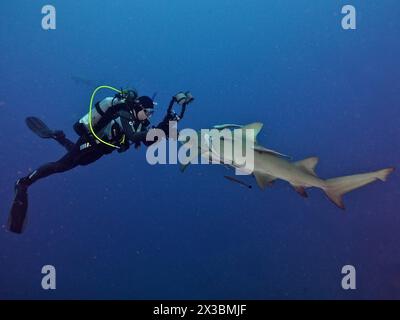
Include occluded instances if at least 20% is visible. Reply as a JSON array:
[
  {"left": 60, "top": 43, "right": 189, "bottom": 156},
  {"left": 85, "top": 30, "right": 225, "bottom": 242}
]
[{"left": 323, "top": 167, "right": 395, "bottom": 209}]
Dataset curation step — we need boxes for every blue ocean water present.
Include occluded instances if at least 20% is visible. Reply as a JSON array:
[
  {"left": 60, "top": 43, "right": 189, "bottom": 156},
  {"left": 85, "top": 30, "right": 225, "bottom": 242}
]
[{"left": 0, "top": 0, "right": 399, "bottom": 299}]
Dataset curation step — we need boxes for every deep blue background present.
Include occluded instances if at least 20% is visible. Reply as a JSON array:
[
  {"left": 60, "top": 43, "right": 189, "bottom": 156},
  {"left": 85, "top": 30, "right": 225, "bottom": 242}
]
[{"left": 0, "top": 0, "right": 399, "bottom": 299}]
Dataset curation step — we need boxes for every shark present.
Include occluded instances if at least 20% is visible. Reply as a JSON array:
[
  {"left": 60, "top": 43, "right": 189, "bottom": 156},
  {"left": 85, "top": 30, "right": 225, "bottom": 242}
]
[{"left": 180, "top": 122, "right": 395, "bottom": 209}]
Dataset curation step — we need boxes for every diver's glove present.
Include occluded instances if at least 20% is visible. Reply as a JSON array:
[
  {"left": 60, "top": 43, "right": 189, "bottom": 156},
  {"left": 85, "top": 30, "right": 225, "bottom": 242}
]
[
  {"left": 157, "top": 91, "right": 194, "bottom": 138},
  {"left": 165, "top": 110, "right": 181, "bottom": 122},
  {"left": 156, "top": 111, "right": 180, "bottom": 138}
]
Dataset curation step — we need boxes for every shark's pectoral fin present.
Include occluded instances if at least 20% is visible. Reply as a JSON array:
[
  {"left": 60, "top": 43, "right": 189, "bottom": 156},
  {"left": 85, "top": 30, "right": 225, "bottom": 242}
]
[
  {"left": 179, "top": 149, "right": 205, "bottom": 173},
  {"left": 295, "top": 157, "right": 319, "bottom": 176},
  {"left": 291, "top": 184, "right": 309, "bottom": 198},
  {"left": 252, "top": 146, "right": 292, "bottom": 159},
  {"left": 180, "top": 163, "right": 190, "bottom": 173},
  {"left": 254, "top": 173, "right": 277, "bottom": 189},
  {"left": 179, "top": 151, "right": 196, "bottom": 173},
  {"left": 213, "top": 124, "right": 243, "bottom": 130}
]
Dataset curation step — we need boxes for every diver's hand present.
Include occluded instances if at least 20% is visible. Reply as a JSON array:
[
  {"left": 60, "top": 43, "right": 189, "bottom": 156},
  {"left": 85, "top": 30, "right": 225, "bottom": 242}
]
[
  {"left": 157, "top": 112, "right": 179, "bottom": 137},
  {"left": 117, "top": 144, "right": 130, "bottom": 153},
  {"left": 158, "top": 113, "right": 178, "bottom": 131},
  {"left": 165, "top": 111, "right": 180, "bottom": 122}
]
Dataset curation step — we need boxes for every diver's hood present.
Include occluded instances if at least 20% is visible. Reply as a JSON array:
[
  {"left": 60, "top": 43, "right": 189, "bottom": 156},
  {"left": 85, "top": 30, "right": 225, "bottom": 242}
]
[{"left": 134, "top": 96, "right": 154, "bottom": 110}]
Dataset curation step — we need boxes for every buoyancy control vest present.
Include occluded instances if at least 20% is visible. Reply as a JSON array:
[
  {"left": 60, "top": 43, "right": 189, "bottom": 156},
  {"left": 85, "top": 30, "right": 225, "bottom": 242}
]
[{"left": 73, "top": 90, "right": 149, "bottom": 151}]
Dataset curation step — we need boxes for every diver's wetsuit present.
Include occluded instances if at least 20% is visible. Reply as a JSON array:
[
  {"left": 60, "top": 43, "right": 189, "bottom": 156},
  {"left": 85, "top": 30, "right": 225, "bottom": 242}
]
[
  {"left": 24, "top": 133, "right": 155, "bottom": 186},
  {"left": 24, "top": 136, "right": 108, "bottom": 186},
  {"left": 8, "top": 91, "right": 189, "bottom": 234},
  {"left": 21, "top": 97, "right": 172, "bottom": 188}
]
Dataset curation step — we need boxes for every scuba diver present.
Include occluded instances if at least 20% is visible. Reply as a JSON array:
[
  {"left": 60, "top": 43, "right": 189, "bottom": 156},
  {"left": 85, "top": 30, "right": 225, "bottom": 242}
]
[{"left": 7, "top": 88, "right": 194, "bottom": 234}]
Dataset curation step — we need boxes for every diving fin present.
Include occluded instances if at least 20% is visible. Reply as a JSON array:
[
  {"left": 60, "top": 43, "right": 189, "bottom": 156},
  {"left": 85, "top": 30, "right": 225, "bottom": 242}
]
[
  {"left": 26, "top": 117, "right": 55, "bottom": 139},
  {"left": 7, "top": 180, "right": 29, "bottom": 234}
]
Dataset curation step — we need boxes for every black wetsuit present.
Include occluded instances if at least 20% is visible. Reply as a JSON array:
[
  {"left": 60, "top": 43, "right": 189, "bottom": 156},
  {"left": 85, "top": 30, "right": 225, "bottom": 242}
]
[
  {"left": 23, "top": 110, "right": 170, "bottom": 187},
  {"left": 7, "top": 94, "right": 186, "bottom": 234},
  {"left": 24, "top": 135, "right": 112, "bottom": 186}
]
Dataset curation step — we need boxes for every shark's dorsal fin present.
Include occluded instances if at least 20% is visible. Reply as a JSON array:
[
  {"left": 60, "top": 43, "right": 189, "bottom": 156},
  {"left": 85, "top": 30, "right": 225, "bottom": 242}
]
[
  {"left": 295, "top": 157, "right": 319, "bottom": 176},
  {"left": 254, "top": 172, "right": 277, "bottom": 189},
  {"left": 242, "top": 123, "right": 263, "bottom": 141}
]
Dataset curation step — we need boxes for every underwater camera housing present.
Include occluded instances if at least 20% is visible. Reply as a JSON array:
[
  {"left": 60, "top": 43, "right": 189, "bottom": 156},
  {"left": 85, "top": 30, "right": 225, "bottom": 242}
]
[{"left": 174, "top": 92, "right": 195, "bottom": 105}]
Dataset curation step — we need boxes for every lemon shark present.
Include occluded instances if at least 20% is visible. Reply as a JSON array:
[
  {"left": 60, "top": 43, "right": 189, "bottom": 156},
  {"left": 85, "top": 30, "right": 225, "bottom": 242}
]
[{"left": 180, "top": 122, "right": 394, "bottom": 209}]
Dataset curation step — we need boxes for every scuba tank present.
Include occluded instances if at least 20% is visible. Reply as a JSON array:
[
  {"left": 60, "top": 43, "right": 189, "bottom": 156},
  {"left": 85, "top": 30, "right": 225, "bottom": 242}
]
[{"left": 73, "top": 88, "right": 138, "bottom": 137}]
